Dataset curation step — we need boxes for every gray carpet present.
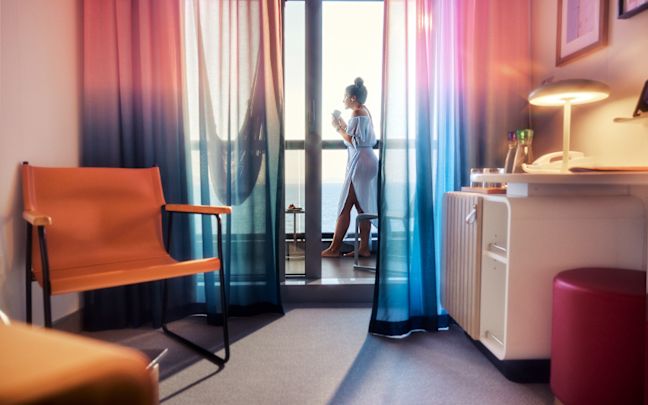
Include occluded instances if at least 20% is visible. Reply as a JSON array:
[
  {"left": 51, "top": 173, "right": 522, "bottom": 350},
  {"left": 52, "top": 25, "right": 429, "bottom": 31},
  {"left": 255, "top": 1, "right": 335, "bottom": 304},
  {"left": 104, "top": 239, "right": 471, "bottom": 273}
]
[{"left": 84, "top": 306, "right": 553, "bottom": 404}]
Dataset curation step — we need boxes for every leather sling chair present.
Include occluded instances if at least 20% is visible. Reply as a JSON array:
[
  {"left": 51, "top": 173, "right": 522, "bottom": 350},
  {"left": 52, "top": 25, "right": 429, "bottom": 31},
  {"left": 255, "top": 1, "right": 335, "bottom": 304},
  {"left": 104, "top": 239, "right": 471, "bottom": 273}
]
[{"left": 22, "top": 162, "right": 232, "bottom": 365}]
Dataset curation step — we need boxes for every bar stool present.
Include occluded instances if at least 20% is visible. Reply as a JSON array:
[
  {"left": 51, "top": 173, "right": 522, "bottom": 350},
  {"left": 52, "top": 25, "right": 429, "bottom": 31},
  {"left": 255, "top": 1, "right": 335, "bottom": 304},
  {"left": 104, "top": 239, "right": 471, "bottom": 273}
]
[
  {"left": 353, "top": 213, "right": 378, "bottom": 271},
  {"left": 551, "top": 267, "right": 644, "bottom": 405}
]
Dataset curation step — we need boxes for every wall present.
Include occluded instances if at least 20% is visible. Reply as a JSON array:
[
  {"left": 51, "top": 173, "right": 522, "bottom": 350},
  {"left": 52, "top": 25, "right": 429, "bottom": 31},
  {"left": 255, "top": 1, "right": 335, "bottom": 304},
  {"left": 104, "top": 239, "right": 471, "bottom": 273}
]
[
  {"left": 0, "top": 0, "right": 82, "bottom": 323},
  {"left": 530, "top": 1, "right": 648, "bottom": 163},
  {"left": 531, "top": 2, "right": 648, "bottom": 393}
]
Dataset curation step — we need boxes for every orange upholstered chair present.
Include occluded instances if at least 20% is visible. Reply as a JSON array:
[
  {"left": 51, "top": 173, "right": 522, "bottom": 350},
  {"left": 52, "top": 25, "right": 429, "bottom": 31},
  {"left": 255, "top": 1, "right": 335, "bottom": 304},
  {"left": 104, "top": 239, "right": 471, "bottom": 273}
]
[
  {"left": 22, "top": 163, "right": 232, "bottom": 364},
  {"left": 0, "top": 318, "right": 157, "bottom": 404}
]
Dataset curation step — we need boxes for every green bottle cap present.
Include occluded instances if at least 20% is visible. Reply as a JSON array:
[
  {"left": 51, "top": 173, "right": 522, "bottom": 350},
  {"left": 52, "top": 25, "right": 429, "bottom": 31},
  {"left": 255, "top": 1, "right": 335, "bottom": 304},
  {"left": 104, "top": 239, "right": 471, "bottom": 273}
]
[{"left": 516, "top": 129, "right": 534, "bottom": 142}]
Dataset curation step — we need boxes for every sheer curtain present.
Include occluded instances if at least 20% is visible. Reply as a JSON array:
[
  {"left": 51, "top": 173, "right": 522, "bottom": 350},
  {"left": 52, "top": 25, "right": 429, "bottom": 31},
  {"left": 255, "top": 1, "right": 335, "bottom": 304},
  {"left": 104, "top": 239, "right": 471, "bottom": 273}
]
[
  {"left": 371, "top": 0, "right": 530, "bottom": 337},
  {"left": 181, "top": 1, "right": 284, "bottom": 316}
]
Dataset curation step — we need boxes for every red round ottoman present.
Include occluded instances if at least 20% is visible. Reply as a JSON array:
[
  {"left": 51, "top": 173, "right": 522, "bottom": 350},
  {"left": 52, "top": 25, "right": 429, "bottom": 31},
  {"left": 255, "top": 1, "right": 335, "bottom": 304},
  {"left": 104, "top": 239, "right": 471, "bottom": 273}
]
[{"left": 551, "top": 268, "right": 645, "bottom": 405}]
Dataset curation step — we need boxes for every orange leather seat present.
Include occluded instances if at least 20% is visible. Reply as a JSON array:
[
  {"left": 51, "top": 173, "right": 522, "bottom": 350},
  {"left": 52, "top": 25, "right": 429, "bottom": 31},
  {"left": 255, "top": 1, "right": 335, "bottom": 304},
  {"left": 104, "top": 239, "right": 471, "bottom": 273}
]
[
  {"left": 0, "top": 321, "right": 156, "bottom": 404},
  {"left": 42, "top": 256, "right": 219, "bottom": 296},
  {"left": 22, "top": 163, "right": 232, "bottom": 364}
]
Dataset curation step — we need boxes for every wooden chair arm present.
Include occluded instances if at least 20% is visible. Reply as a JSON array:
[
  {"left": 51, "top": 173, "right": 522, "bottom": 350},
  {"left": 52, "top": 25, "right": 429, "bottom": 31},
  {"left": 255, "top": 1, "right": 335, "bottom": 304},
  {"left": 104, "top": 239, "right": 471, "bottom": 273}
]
[
  {"left": 23, "top": 211, "right": 52, "bottom": 226},
  {"left": 165, "top": 204, "right": 232, "bottom": 215}
]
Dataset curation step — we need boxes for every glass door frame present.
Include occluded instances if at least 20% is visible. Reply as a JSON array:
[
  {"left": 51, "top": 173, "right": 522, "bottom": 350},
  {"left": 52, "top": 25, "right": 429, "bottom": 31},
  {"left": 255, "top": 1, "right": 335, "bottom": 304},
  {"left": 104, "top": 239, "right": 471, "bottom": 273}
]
[{"left": 303, "top": 0, "right": 323, "bottom": 279}]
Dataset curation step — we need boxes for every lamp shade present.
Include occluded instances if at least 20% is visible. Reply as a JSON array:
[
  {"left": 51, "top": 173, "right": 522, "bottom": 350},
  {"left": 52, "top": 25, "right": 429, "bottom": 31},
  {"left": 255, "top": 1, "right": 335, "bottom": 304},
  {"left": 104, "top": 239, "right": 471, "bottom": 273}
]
[{"left": 528, "top": 79, "right": 610, "bottom": 106}]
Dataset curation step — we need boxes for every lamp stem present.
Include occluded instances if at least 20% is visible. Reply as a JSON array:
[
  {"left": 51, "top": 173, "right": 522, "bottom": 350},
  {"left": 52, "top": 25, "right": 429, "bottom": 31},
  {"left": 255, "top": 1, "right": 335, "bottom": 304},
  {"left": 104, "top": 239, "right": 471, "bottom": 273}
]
[{"left": 562, "top": 100, "right": 572, "bottom": 173}]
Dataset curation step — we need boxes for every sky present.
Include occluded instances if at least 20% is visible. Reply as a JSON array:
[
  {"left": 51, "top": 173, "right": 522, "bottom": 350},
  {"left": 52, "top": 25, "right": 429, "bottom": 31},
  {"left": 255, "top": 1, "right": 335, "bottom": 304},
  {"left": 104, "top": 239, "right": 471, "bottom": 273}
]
[{"left": 284, "top": 1, "right": 384, "bottom": 184}]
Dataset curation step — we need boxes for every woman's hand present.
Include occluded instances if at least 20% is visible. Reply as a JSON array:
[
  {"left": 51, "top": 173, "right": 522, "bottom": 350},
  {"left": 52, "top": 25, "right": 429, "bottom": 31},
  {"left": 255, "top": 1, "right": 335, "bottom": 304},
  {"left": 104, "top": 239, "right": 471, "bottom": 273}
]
[
  {"left": 334, "top": 118, "right": 351, "bottom": 143},
  {"left": 336, "top": 118, "right": 347, "bottom": 132}
]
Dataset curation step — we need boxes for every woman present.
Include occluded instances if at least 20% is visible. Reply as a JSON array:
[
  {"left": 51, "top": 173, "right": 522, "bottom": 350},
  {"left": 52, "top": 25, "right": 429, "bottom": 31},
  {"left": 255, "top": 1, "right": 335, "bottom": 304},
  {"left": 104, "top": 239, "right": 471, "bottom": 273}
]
[{"left": 321, "top": 77, "right": 378, "bottom": 257}]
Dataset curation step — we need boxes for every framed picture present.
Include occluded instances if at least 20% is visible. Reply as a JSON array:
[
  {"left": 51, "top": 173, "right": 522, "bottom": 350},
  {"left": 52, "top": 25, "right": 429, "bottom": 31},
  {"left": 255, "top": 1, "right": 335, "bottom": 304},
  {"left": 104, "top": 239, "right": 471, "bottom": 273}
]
[
  {"left": 556, "top": 0, "right": 608, "bottom": 66},
  {"left": 618, "top": 0, "right": 648, "bottom": 18}
]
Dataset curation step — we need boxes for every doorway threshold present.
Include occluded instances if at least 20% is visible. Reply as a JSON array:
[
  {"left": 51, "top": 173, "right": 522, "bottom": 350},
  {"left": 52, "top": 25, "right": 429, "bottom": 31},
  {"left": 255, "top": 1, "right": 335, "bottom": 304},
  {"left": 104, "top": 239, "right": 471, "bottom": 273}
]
[
  {"left": 285, "top": 255, "right": 376, "bottom": 280},
  {"left": 281, "top": 280, "right": 374, "bottom": 303},
  {"left": 283, "top": 252, "right": 376, "bottom": 303},
  {"left": 284, "top": 277, "right": 374, "bottom": 286}
]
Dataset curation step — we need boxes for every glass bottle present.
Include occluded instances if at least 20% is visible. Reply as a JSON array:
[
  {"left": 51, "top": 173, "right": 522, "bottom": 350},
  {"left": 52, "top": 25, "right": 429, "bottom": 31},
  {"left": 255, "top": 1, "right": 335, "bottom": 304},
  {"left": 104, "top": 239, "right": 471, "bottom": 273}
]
[
  {"left": 504, "top": 131, "right": 517, "bottom": 173},
  {"left": 512, "top": 129, "right": 534, "bottom": 173}
]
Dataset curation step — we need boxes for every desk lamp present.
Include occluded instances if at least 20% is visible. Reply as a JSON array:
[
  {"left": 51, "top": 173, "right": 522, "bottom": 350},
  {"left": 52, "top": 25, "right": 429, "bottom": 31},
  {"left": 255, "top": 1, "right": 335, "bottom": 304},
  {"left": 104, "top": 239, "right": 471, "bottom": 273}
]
[{"left": 528, "top": 79, "right": 610, "bottom": 172}]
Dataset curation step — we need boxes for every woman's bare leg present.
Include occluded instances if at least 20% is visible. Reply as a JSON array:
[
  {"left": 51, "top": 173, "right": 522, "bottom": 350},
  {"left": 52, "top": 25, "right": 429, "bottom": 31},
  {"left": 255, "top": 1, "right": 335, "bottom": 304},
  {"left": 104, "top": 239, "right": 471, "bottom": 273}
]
[
  {"left": 358, "top": 219, "right": 371, "bottom": 257},
  {"left": 342, "top": 190, "right": 372, "bottom": 258},
  {"left": 322, "top": 183, "right": 372, "bottom": 257},
  {"left": 321, "top": 184, "right": 359, "bottom": 257}
]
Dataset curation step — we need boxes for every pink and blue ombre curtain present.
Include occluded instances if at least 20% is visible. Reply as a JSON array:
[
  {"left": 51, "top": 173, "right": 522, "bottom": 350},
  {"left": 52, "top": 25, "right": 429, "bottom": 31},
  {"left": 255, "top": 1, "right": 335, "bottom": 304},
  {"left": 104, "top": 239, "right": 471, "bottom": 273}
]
[
  {"left": 82, "top": 0, "right": 193, "bottom": 329},
  {"left": 81, "top": 0, "right": 284, "bottom": 329},
  {"left": 370, "top": 0, "right": 530, "bottom": 337}
]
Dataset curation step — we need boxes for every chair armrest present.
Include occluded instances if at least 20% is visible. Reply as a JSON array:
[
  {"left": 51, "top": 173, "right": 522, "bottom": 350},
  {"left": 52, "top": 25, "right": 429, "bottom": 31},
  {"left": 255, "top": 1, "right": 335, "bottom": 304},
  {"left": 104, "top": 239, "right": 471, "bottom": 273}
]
[
  {"left": 23, "top": 211, "right": 52, "bottom": 226},
  {"left": 165, "top": 204, "right": 232, "bottom": 215}
]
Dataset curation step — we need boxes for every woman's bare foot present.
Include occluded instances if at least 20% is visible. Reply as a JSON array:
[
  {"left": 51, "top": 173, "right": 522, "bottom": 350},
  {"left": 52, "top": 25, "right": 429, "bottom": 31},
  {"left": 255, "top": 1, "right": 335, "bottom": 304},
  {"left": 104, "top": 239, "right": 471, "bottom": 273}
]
[
  {"left": 321, "top": 248, "right": 341, "bottom": 257},
  {"left": 343, "top": 250, "right": 371, "bottom": 258}
]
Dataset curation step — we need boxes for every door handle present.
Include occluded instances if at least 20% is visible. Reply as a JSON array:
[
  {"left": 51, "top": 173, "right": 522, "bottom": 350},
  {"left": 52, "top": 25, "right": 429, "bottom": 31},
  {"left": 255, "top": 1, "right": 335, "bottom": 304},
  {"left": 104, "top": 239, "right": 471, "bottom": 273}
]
[
  {"left": 465, "top": 204, "right": 478, "bottom": 224},
  {"left": 488, "top": 243, "right": 507, "bottom": 255}
]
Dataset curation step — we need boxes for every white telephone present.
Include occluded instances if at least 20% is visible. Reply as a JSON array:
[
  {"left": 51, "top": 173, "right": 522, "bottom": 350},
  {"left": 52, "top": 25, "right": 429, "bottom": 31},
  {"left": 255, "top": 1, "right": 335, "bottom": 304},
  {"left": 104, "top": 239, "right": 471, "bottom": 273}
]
[{"left": 522, "top": 151, "right": 595, "bottom": 173}]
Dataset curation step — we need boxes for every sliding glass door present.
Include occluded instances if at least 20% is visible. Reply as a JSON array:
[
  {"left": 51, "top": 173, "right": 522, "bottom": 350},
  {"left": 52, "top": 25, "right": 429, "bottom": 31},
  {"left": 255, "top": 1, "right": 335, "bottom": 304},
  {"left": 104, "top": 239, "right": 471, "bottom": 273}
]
[
  {"left": 284, "top": 0, "right": 383, "bottom": 280},
  {"left": 321, "top": 1, "right": 383, "bottom": 237},
  {"left": 284, "top": 1, "right": 307, "bottom": 277}
]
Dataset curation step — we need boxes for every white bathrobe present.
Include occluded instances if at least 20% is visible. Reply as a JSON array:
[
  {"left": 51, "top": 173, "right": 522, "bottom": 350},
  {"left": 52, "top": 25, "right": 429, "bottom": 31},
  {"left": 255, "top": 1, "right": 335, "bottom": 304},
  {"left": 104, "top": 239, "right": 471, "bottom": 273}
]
[{"left": 337, "top": 115, "right": 378, "bottom": 224}]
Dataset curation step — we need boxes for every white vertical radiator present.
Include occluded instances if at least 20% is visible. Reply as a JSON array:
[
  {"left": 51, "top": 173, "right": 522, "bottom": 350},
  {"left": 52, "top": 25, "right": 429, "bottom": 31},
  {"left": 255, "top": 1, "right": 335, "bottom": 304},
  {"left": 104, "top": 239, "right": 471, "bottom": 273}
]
[{"left": 441, "top": 192, "right": 483, "bottom": 340}]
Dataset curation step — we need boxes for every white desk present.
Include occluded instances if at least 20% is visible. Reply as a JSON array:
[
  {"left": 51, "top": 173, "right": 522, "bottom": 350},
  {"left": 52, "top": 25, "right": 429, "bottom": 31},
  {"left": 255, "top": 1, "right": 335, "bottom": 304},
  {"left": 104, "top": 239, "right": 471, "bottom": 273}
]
[
  {"left": 473, "top": 172, "right": 648, "bottom": 197},
  {"left": 463, "top": 172, "right": 648, "bottom": 360}
]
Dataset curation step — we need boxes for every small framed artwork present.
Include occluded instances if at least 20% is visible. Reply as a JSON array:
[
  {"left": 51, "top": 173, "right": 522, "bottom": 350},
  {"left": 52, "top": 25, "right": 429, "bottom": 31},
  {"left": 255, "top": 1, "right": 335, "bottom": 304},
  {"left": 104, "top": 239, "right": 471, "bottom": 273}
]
[
  {"left": 618, "top": 0, "right": 648, "bottom": 18},
  {"left": 556, "top": 0, "right": 609, "bottom": 66}
]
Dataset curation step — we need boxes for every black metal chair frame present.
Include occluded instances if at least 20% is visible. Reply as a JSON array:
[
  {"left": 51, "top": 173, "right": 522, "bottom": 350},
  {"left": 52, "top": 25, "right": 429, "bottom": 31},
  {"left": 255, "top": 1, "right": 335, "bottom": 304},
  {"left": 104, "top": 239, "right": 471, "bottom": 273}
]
[
  {"left": 161, "top": 208, "right": 230, "bottom": 365},
  {"left": 25, "top": 206, "right": 230, "bottom": 366}
]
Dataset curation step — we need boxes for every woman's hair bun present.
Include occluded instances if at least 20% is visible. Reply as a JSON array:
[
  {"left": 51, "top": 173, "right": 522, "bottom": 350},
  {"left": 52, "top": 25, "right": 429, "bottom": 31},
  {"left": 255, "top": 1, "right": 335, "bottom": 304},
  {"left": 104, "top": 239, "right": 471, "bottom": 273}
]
[{"left": 346, "top": 77, "right": 368, "bottom": 104}]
